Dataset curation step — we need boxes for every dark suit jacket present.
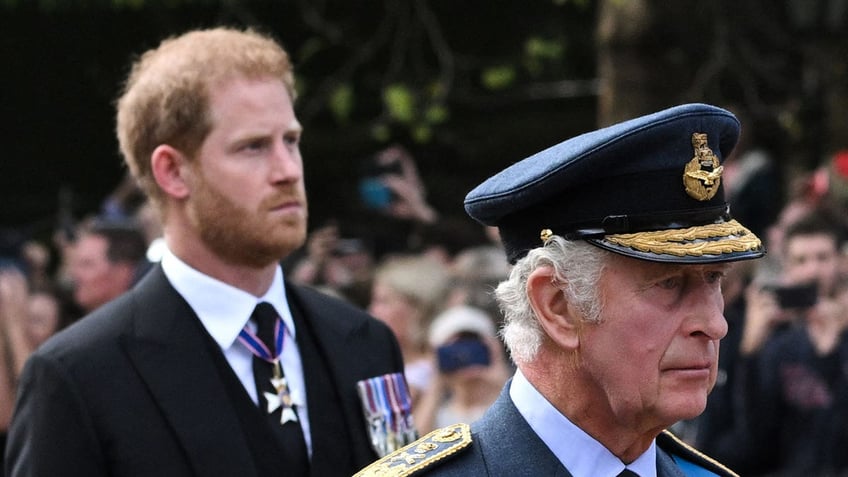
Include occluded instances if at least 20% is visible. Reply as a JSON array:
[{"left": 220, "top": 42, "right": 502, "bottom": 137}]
[
  {"left": 5, "top": 265, "right": 404, "bottom": 477},
  {"left": 409, "top": 384, "right": 739, "bottom": 477}
]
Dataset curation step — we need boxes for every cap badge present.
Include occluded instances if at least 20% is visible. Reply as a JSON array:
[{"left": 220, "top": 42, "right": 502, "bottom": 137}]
[
  {"left": 540, "top": 228, "right": 553, "bottom": 244},
  {"left": 683, "top": 133, "right": 723, "bottom": 201}
]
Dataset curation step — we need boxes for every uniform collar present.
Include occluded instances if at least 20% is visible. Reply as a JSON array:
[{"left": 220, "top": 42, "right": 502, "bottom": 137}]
[{"left": 509, "top": 369, "right": 657, "bottom": 477}]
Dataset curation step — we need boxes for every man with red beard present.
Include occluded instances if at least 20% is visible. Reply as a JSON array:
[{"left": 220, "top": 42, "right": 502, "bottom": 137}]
[{"left": 6, "top": 28, "right": 405, "bottom": 477}]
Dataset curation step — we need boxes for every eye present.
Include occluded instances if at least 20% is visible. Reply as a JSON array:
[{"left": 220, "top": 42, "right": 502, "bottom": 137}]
[
  {"left": 284, "top": 131, "right": 301, "bottom": 146},
  {"left": 657, "top": 276, "right": 683, "bottom": 290},
  {"left": 241, "top": 138, "right": 270, "bottom": 152}
]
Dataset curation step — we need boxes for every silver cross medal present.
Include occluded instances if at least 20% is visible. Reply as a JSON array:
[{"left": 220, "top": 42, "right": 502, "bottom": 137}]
[{"left": 264, "top": 359, "right": 298, "bottom": 424}]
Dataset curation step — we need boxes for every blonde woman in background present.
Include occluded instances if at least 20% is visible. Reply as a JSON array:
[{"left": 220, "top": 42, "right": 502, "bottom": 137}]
[{"left": 368, "top": 254, "right": 450, "bottom": 422}]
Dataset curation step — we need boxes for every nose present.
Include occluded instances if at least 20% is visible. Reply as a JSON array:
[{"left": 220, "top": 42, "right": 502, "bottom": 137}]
[
  {"left": 790, "top": 260, "right": 818, "bottom": 284},
  {"left": 268, "top": 140, "right": 303, "bottom": 184},
  {"left": 684, "top": 283, "right": 728, "bottom": 340}
]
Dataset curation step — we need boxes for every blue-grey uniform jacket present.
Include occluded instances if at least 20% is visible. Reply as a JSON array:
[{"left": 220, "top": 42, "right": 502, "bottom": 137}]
[{"left": 356, "top": 383, "right": 738, "bottom": 477}]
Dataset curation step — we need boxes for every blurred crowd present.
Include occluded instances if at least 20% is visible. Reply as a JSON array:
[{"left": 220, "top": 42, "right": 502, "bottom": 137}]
[
  {"left": 2, "top": 133, "right": 848, "bottom": 475},
  {"left": 674, "top": 143, "right": 848, "bottom": 475},
  {"left": 0, "top": 175, "right": 158, "bottom": 456}
]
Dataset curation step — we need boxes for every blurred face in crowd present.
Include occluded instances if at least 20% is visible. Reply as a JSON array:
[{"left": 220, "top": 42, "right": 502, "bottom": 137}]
[
  {"left": 783, "top": 233, "right": 841, "bottom": 297},
  {"left": 182, "top": 76, "right": 307, "bottom": 268},
  {"left": 69, "top": 234, "right": 135, "bottom": 312},
  {"left": 368, "top": 281, "right": 420, "bottom": 350},
  {"left": 565, "top": 255, "right": 729, "bottom": 433},
  {"left": 26, "top": 291, "right": 60, "bottom": 347}
]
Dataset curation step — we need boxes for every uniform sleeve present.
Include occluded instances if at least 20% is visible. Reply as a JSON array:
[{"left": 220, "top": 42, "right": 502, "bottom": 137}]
[{"left": 5, "top": 353, "right": 108, "bottom": 477}]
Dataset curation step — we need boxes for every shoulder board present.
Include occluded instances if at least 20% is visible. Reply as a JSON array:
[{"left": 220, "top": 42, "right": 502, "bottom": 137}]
[
  {"left": 658, "top": 430, "right": 740, "bottom": 477},
  {"left": 354, "top": 423, "right": 472, "bottom": 477}
]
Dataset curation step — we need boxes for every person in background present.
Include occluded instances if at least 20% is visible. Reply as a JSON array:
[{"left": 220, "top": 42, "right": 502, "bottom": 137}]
[
  {"left": 20, "top": 285, "right": 63, "bottom": 353},
  {"left": 738, "top": 210, "right": 844, "bottom": 361},
  {"left": 357, "top": 103, "right": 764, "bottom": 476},
  {"left": 67, "top": 220, "right": 150, "bottom": 313},
  {"left": 0, "top": 268, "right": 29, "bottom": 459},
  {"left": 414, "top": 305, "right": 509, "bottom": 434},
  {"left": 720, "top": 106, "right": 782, "bottom": 241},
  {"left": 19, "top": 240, "right": 53, "bottom": 292},
  {"left": 288, "top": 221, "right": 376, "bottom": 308},
  {"left": 0, "top": 268, "right": 64, "bottom": 469},
  {"left": 445, "top": 244, "right": 512, "bottom": 322},
  {"left": 727, "top": 210, "right": 848, "bottom": 475},
  {"left": 368, "top": 254, "right": 450, "bottom": 420},
  {"left": 6, "top": 27, "right": 405, "bottom": 477}
]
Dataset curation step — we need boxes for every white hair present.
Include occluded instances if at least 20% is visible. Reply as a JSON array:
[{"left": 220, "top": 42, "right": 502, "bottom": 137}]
[{"left": 495, "top": 237, "right": 609, "bottom": 364}]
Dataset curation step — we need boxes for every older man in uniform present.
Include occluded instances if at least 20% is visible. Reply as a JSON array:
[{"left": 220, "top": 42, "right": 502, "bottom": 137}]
[{"left": 356, "top": 103, "right": 764, "bottom": 477}]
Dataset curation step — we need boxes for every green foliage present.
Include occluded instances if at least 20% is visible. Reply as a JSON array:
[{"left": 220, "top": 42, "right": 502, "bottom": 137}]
[
  {"left": 423, "top": 104, "right": 448, "bottom": 125},
  {"left": 375, "top": 82, "right": 450, "bottom": 143},
  {"left": 525, "top": 36, "right": 565, "bottom": 60},
  {"left": 481, "top": 66, "right": 517, "bottom": 91},
  {"left": 1, "top": 0, "right": 596, "bottom": 152},
  {"left": 328, "top": 83, "right": 354, "bottom": 124},
  {"left": 524, "top": 36, "right": 566, "bottom": 77},
  {"left": 383, "top": 84, "right": 417, "bottom": 124},
  {"left": 479, "top": 36, "right": 567, "bottom": 90},
  {"left": 411, "top": 124, "right": 432, "bottom": 143}
]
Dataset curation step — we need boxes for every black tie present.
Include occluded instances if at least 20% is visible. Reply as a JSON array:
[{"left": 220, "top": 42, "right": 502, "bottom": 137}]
[
  {"left": 617, "top": 469, "right": 639, "bottom": 477},
  {"left": 251, "top": 302, "right": 310, "bottom": 475}
]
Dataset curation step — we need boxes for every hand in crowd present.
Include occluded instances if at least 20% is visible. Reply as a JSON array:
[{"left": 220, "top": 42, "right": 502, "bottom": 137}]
[
  {"left": 374, "top": 146, "right": 438, "bottom": 224},
  {"left": 290, "top": 223, "right": 340, "bottom": 284},
  {"left": 740, "top": 284, "right": 788, "bottom": 356}
]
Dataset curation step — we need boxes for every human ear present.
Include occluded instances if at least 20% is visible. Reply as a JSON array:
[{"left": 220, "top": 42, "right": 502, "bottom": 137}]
[
  {"left": 150, "top": 145, "right": 191, "bottom": 199},
  {"left": 526, "top": 265, "right": 581, "bottom": 350}
]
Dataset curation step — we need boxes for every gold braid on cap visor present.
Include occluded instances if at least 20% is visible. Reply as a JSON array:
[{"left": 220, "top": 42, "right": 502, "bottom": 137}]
[{"left": 602, "top": 219, "right": 762, "bottom": 257}]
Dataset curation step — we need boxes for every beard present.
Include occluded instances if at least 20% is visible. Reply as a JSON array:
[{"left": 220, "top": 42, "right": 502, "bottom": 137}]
[{"left": 187, "top": 175, "right": 308, "bottom": 268}]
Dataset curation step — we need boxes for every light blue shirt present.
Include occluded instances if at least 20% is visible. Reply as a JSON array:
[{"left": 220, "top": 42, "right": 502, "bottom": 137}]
[
  {"left": 510, "top": 369, "right": 656, "bottom": 477},
  {"left": 160, "top": 247, "right": 312, "bottom": 454}
]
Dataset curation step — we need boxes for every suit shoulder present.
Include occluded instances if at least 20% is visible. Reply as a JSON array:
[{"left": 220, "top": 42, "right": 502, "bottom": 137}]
[
  {"left": 354, "top": 424, "right": 473, "bottom": 477},
  {"left": 37, "top": 292, "right": 135, "bottom": 358},
  {"left": 658, "top": 430, "right": 740, "bottom": 477}
]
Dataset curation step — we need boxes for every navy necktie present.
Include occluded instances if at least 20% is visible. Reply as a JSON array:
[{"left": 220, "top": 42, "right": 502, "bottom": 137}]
[
  {"left": 617, "top": 469, "right": 639, "bottom": 477},
  {"left": 251, "top": 302, "right": 310, "bottom": 475}
]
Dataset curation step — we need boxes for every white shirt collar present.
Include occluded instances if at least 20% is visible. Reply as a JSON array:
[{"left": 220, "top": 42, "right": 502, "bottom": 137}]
[
  {"left": 509, "top": 369, "right": 657, "bottom": 477},
  {"left": 160, "top": 246, "right": 296, "bottom": 350}
]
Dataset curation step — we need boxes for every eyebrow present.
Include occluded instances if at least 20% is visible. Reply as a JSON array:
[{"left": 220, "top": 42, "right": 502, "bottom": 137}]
[{"left": 632, "top": 261, "right": 731, "bottom": 281}]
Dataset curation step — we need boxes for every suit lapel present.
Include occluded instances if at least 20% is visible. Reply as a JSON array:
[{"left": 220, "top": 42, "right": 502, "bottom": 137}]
[
  {"left": 122, "top": 267, "right": 257, "bottom": 477},
  {"left": 286, "top": 284, "right": 365, "bottom": 472}
]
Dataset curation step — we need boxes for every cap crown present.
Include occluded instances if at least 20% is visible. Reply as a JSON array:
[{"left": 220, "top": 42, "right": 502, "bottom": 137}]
[{"left": 465, "top": 103, "right": 764, "bottom": 264}]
